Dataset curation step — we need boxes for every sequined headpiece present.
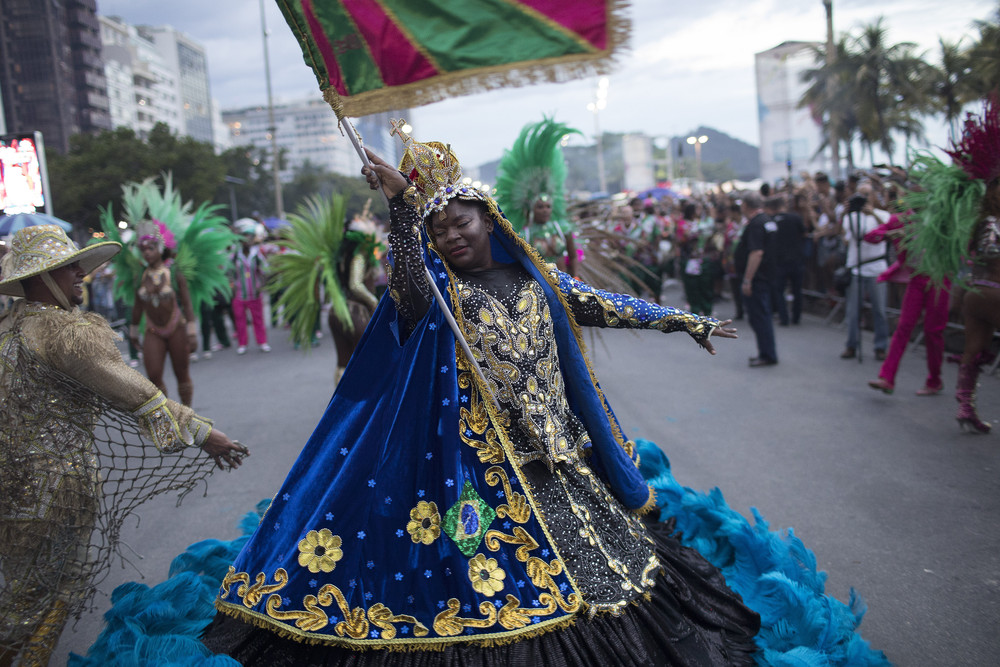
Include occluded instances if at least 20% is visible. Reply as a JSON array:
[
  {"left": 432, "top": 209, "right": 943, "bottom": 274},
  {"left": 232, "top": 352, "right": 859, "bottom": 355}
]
[
  {"left": 947, "top": 96, "right": 1000, "bottom": 185},
  {"left": 135, "top": 219, "right": 175, "bottom": 252},
  {"left": 0, "top": 224, "right": 120, "bottom": 298},
  {"left": 392, "top": 119, "right": 491, "bottom": 220}
]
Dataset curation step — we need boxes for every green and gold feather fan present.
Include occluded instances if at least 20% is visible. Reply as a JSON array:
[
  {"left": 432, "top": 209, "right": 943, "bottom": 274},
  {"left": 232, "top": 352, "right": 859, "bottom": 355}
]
[{"left": 269, "top": 194, "right": 350, "bottom": 349}]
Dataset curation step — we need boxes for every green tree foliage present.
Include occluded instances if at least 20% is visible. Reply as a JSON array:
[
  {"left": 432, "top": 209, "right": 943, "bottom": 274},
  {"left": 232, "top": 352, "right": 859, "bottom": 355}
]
[
  {"left": 967, "top": 2, "right": 1000, "bottom": 99},
  {"left": 850, "top": 18, "right": 931, "bottom": 162},
  {"left": 48, "top": 123, "right": 385, "bottom": 234},
  {"left": 47, "top": 123, "right": 226, "bottom": 232},
  {"left": 212, "top": 145, "right": 275, "bottom": 221},
  {"left": 281, "top": 161, "right": 385, "bottom": 222}
]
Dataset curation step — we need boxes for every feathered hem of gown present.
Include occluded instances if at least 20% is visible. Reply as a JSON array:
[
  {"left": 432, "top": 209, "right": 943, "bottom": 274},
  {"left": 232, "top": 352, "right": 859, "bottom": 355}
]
[{"left": 68, "top": 442, "right": 890, "bottom": 667}]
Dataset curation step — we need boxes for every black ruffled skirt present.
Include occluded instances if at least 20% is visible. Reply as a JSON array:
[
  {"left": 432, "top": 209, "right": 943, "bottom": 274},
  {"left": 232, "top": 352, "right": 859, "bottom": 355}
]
[{"left": 201, "top": 520, "right": 759, "bottom": 666}]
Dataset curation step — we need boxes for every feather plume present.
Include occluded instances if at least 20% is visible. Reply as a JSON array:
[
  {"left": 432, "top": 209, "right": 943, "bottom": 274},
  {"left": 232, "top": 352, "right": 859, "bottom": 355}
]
[
  {"left": 94, "top": 174, "right": 236, "bottom": 314},
  {"left": 494, "top": 117, "right": 581, "bottom": 233},
  {"left": 901, "top": 151, "right": 985, "bottom": 287},
  {"left": 268, "top": 194, "right": 350, "bottom": 349},
  {"left": 946, "top": 95, "right": 1000, "bottom": 184}
]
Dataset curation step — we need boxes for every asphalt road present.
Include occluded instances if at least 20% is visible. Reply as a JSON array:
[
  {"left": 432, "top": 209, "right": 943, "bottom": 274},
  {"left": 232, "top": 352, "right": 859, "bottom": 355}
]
[{"left": 52, "top": 291, "right": 1000, "bottom": 666}]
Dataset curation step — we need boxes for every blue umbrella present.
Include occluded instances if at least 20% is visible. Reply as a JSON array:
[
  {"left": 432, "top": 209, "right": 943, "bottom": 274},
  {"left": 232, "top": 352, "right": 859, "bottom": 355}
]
[
  {"left": 0, "top": 212, "right": 73, "bottom": 236},
  {"left": 638, "top": 187, "right": 680, "bottom": 200},
  {"left": 263, "top": 216, "right": 290, "bottom": 230}
]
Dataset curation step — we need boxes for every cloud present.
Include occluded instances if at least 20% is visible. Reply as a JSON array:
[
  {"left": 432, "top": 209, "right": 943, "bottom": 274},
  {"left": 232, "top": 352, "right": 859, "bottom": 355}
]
[{"left": 96, "top": 0, "right": 996, "bottom": 166}]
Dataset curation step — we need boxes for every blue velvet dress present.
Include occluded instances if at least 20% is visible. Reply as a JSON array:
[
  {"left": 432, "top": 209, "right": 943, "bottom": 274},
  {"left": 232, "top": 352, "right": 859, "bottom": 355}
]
[{"left": 201, "top": 193, "right": 759, "bottom": 664}]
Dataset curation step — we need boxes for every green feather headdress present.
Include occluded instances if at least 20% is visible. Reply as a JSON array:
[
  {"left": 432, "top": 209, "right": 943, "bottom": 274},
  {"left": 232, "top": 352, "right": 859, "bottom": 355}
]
[
  {"left": 494, "top": 117, "right": 581, "bottom": 233},
  {"left": 95, "top": 173, "right": 236, "bottom": 314}
]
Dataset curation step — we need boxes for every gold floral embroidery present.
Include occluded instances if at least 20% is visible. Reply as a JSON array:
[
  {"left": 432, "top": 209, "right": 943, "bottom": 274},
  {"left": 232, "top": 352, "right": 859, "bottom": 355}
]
[
  {"left": 484, "top": 465, "right": 530, "bottom": 524},
  {"left": 368, "top": 602, "right": 430, "bottom": 639},
  {"left": 433, "top": 598, "right": 498, "bottom": 636},
  {"left": 297, "top": 529, "right": 343, "bottom": 573},
  {"left": 468, "top": 553, "right": 506, "bottom": 597},
  {"left": 405, "top": 500, "right": 441, "bottom": 545}
]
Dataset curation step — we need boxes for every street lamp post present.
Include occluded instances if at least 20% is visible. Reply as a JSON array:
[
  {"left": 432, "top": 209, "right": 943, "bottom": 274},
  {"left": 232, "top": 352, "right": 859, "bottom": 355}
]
[
  {"left": 260, "top": 0, "right": 284, "bottom": 218},
  {"left": 586, "top": 77, "right": 609, "bottom": 194},
  {"left": 686, "top": 135, "right": 708, "bottom": 184}
]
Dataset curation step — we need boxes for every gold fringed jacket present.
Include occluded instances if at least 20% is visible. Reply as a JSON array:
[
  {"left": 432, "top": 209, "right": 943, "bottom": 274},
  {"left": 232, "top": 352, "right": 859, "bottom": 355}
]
[{"left": 0, "top": 300, "right": 216, "bottom": 652}]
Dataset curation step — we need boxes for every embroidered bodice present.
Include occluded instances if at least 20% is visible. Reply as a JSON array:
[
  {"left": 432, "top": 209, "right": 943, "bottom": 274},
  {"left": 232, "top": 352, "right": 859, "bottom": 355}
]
[{"left": 453, "top": 266, "right": 658, "bottom": 612}]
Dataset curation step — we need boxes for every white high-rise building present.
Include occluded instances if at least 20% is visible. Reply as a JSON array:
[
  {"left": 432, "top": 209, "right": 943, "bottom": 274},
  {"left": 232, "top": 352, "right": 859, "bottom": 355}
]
[
  {"left": 755, "top": 41, "right": 830, "bottom": 185},
  {"left": 141, "top": 25, "right": 214, "bottom": 145},
  {"left": 99, "top": 15, "right": 182, "bottom": 137},
  {"left": 223, "top": 98, "right": 405, "bottom": 181}
]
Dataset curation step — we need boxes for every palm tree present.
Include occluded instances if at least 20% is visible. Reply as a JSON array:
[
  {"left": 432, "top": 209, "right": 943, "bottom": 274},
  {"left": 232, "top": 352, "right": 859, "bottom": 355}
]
[
  {"left": 850, "top": 18, "right": 933, "bottom": 164},
  {"left": 966, "top": 2, "right": 1000, "bottom": 100},
  {"left": 926, "top": 38, "right": 975, "bottom": 140},
  {"left": 799, "top": 35, "right": 861, "bottom": 172}
]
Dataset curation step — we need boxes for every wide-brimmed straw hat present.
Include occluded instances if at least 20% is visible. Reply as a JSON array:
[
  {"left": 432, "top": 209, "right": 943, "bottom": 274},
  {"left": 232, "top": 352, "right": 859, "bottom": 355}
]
[{"left": 0, "top": 224, "right": 120, "bottom": 297}]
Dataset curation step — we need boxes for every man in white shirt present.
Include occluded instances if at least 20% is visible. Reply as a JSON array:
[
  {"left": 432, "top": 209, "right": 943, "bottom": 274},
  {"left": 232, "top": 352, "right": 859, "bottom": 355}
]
[{"left": 841, "top": 182, "right": 889, "bottom": 359}]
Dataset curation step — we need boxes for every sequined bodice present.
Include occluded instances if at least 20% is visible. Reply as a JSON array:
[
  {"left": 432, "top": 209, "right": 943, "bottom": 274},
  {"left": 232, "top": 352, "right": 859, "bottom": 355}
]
[
  {"left": 455, "top": 268, "right": 659, "bottom": 613},
  {"left": 976, "top": 217, "right": 1000, "bottom": 259},
  {"left": 455, "top": 266, "right": 583, "bottom": 469}
]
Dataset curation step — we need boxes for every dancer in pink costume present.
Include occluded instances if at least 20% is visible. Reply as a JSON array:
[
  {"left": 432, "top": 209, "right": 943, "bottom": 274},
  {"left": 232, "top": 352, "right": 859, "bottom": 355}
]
[{"left": 867, "top": 211, "right": 950, "bottom": 396}]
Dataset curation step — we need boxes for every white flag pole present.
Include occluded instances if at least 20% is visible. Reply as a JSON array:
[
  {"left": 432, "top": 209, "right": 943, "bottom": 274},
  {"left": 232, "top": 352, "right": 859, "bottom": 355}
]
[{"left": 340, "top": 118, "right": 500, "bottom": 413}]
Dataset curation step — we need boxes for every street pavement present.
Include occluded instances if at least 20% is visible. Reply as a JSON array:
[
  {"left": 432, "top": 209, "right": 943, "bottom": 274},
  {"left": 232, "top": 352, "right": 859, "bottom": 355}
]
[{"left": 53, "top": 290, "right": 999, "bottom": 666}]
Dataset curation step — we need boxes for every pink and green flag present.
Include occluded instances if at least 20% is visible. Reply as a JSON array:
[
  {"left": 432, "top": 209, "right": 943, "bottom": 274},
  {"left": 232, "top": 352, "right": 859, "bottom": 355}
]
[{"left": 275, "top": 0, "right": 629, "bottom": 118}]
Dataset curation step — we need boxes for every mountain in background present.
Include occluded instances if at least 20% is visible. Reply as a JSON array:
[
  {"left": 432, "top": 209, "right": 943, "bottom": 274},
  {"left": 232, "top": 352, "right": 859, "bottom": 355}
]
[
  {"left": 672, "top": 126, "right": 760, "bottom": 182},
  {"left": 475, "top": 126, "right": 759, "bottom": 195}
]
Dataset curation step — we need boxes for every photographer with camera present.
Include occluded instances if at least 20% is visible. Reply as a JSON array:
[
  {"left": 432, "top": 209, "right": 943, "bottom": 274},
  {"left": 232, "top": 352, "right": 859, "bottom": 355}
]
[{"left": 840, "top": 181, "right": 890, "bottom": 360}]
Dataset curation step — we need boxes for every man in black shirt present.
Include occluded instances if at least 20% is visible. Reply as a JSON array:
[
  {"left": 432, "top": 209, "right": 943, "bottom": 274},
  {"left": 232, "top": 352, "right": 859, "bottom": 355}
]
[
  {"left": 769, "top": 195, "right": 806, "bottom": 326},
  {"left": 735, "top": 193, "right": 778, "bottom": 366}
]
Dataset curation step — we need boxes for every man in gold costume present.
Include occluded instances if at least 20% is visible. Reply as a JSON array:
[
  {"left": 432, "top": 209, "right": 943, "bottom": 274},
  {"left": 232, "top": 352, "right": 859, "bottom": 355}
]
[{"left": 0, "top": 225, "right": 247, "bottom": 666}]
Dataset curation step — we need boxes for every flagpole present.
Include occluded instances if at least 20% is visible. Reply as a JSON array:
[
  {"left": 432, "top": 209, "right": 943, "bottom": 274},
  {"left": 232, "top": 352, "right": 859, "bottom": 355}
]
[{"left": 339, "top": 118, "right": 499, "bottom": 413}]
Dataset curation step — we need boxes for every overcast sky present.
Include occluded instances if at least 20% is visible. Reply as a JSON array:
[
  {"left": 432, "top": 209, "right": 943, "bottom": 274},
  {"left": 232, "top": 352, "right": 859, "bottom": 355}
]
[{"left": 98, "top": 0, "right": 995, "bottom": 167}]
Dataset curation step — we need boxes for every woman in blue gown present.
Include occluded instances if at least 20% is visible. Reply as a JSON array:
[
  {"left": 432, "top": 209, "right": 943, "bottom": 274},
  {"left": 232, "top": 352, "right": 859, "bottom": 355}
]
[{"left": 199, "top": 129, "right": 759, "bottom": 665}]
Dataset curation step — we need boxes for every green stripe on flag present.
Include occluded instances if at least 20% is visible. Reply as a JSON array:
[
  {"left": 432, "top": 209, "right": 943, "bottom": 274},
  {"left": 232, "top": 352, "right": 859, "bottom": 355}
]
[
  {"left": 276, "top": 0, "right": 329, "bottom": 90},
  {"left": 310, "top": 0, "right": 385, "bottom": 95},
  {"left": 380, "top": 0, "right": 592, "bottom": 73}
]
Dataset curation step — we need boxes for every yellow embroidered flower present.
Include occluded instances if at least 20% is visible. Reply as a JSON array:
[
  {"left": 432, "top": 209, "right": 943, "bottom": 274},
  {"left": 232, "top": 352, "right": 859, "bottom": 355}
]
[
  {"left": 297, "top": 528, "right": 343, "bottom": 573},
  {"left": 468, "top": 553, "right": 506, "bottom": 597},
  {"left": 406, "top": 501, "right": 441, "bottom": 545}
]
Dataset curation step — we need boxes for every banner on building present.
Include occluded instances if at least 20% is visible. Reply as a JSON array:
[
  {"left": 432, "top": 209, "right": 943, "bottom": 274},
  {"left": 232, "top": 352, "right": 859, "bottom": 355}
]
[{"left": 0, "top": 132, "right": 51, "bottom": 216}]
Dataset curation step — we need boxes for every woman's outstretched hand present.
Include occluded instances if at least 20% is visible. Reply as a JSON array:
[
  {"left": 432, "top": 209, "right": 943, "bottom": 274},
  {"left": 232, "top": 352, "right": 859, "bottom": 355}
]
[
  {"left": 362, "top": 148, "right": 408, "bottom": 199},
  {"left": 201, "top": 429, "right": 249, "bottom": 470},
  {"left": 698, "top": 319, "right": 738, "bottom": 355}
]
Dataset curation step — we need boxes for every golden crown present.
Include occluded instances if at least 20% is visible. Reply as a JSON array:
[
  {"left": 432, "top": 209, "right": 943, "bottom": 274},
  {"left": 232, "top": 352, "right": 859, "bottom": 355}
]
[{"left": 391, "top": 119, "right": 490, "bottom": 219}]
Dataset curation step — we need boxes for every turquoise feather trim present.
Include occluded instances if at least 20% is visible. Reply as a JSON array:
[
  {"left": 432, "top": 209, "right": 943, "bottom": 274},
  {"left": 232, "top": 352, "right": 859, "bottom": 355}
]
[
  {"left": 74, "top": 444, "right": 890, "bottom": 665},
  {"left": 635, "top": 439, "right": 890, "bottom": 667},
  {"left": 68, "top": 500, "right": 268, "bottom": 666}
]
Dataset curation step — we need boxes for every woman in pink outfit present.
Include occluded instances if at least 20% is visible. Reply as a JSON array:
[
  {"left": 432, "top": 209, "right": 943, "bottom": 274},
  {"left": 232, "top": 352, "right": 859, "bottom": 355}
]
[{"left": 867, "top": 211, "right": 950, "bottom": 395}]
